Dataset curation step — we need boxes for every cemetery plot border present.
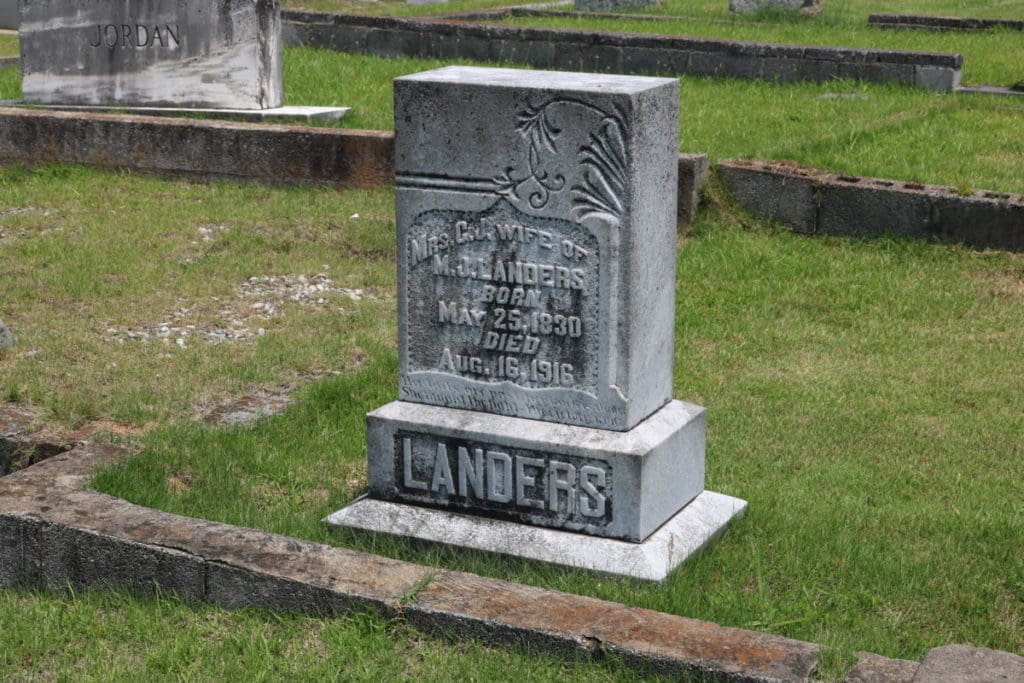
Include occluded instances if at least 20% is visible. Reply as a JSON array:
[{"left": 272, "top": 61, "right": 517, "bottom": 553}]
[
  {"left": 0, "top": 444, "right": 815, "bottom": 681},
  {"left": 281, "top": 10, "right": 963, "bottom": 92},
  {"left": 718, "top": 159, "right": 1024, "bottom": 252}
]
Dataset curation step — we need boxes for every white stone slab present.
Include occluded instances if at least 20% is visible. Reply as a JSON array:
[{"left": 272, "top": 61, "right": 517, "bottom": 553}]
[
  {"left": 325, "top": 490, "right": 746, "bottom": 582},
  {"left": 0, "top": 102, "right": 350, "bottom": 123}
]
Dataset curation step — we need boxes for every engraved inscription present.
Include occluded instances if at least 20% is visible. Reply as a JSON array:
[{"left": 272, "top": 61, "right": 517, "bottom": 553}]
[
  {"left": 395, "top": 432, "right": 612, "bottom": 528},
  {"left": 89, "top": 23, "right": 180, "bottom": 49},
  {"left": 405, "top": 198, "right": 600, "bottom": 395}
]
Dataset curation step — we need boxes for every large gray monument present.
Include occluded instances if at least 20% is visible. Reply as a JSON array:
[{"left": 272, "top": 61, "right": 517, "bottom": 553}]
[
  {"left": 18, "top": 0, "right": 283, "bottom": 109},
  {"left": 327, "top": 67, "right": 745, "bottom": 581}
]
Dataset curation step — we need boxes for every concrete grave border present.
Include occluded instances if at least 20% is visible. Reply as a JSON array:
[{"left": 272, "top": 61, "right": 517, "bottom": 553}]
[
  {"left": 868, "top": 14, "right": 1024, "bottom": 33},
  {"left": 0, "top": 444, "right": 821, "bottom": 682},
  {"left": 0, "top": 107, "right": 392, "bottom": 188},
  {"left": 281, "top": 10, "right": 963, "bottom": 92},
  {"left": 3, "top": 434, "right": 1022, "bottom": 680},
  {"left": 717, "top": 160, "right": 1024, "bottom": 252}
]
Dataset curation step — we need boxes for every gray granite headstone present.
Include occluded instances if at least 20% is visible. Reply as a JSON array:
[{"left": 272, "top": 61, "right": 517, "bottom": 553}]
[
  {"left": 18, "top": 0, "right": 283, "bottom": 109},
  {"left": 729, "top": 0, "right": 821, "bottom": 14},
  {"left": 327, "top": 67, "right": 746, "bottom": 580},
  {"left": 395, "top": 67, "right": 679, "bottom": 432}
]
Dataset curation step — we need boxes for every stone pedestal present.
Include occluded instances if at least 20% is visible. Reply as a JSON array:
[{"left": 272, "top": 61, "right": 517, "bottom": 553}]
[
  {"left": 18, "top": 0, "right": 283, "bottom": 109},
  {"left": 326, "top": 67, "right": 745, "bottom": 580}
]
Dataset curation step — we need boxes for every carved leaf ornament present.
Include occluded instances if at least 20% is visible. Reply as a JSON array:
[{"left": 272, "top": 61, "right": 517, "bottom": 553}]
[{"left": 493, "top": 99, "right": 627, "bottom": 227}]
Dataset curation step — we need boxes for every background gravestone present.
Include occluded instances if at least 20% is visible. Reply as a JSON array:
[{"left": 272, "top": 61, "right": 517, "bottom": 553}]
[
  {"left": 575, "top": 0, "right": 660, "bottom": 11},
  {"left": 18, "top": 0, "right": 283, "bottom": 109},
  {"left": 729, "top": 0, "right": 821, "bottom": 14},
  {"left": 328, "top": 67, "right": 746, "bottom": 580}
]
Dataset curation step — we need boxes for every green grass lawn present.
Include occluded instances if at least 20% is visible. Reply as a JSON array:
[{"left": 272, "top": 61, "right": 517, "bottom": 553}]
[
  {"left": 27, "top": 171, "right": 1010, "bottom": 679},
  {"left": 3, "top": 162, "right": 1021, "bottom": 679},
  {"left": 0, "top": 589, "right": 648, "bottom": 680},
  {"left": 2, "top": 4, "right": 1023, "bottom": 678}
]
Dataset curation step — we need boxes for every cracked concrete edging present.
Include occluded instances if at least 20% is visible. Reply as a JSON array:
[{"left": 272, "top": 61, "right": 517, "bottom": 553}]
[
  {"left": 717, "top": 160, "right": 1024, "bottom": 251},
  {"left": 0, "top": 444, "right": 821, "bottom": 682}
]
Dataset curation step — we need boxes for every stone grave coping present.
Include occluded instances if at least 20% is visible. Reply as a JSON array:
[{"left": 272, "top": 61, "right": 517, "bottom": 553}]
[
  {"left": 868, "top": 13, "right": 1024, "bottom": 33},
  {"left": 0, "top": 106, "right": 393, "bottom": 187},
  {"left": 281, "top": 9, "right": 963, "bottom": 91},
  {"left": 0, "top": 444, "right": 820, "bottom": 681},
  {"left": 3, "top": 437, "right": 1023, "bottom": 679},
  {"left": 717, "top": 159, "right": 1024, "bottom": 252}
]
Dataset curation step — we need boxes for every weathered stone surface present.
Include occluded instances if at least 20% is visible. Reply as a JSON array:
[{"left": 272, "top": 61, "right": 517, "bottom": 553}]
[
  {"left": 363, "top": 400, "right": 706, "bottom": 542},
  {"left": 0, "top": 403, "right": 71, "bottom": 476},
  {"left": 575, "top": 0, "right": 659, "bottom": 13},
  {"left": 729, "top": 0, "right": 821, "bottom": 14},
  {"left": 0, "top": 446, "right": 435, "bottom": 613},
  {"left": 678, "top": 152, "right": 710, "bottom": 226},
  {"left": 912, "top": 645, "right": 1024, "bottom": 683},
  {"left": 407, "top": 569, "right": 820, "bottom": 681},
  {"left": 0, "top": 107, "right": 394, "bottom": 188},
  {"left": 19, "top": 0, "right": 283, "bottom": 109},
  {"left": 719, "top": 160, "right": 1024, "bottom": 251},
  {"left": 18, "top": 104, "right": 350, "bottom": 124},
  {"left": 395, "top": 66, "right": 680, "bottom": 431},
  {"left": 717, "top": 161, "right": 819, "bottom": 234},
  {"left": 869, "top": 13, "right": 1024, "bottom": 33},
  {"left": 326, "top": 490, "right": 745, "bottom": 580},
  {"left": 845, "top": 651, "right": 918, "bottom": 683},
  {"left": 284, "top": 11, "right": 962, "bottom": 91},
  {"left": 0, "top": 0, "right": 15, "bottom": 29},
  {"left": 0, "top": 318, "right": 12, "bottom": 351}
]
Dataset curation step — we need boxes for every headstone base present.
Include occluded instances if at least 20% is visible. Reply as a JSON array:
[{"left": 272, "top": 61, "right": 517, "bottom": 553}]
[
  {"left": 366, "top": 400, "right": 708, "bottom": 543},
  {"left": 325, "top": 490, "right": 746, "bottom": 581},
  {"left": 0, "top": 102, "right": 349, "bottom": 124}
]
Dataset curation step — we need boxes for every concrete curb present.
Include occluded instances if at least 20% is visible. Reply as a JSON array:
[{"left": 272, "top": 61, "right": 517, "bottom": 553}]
[
  {"left": 4, "top": 443, "right": 1022, "bottom": 680},
  {"left": 282, "top": 10, "right": 962, "bottom": 91},
  {"left": 868, "top": 13, "right": 1024, "bottom": 32},
  {"left": 0, "top": 107, "right": 393, "bottom": 188},
  {"left": 0, "top": 106, "right": 708, "bottom": 226},
  {"left": 0, "top": 56, "right": 17, "bottom": 68},
  {"left": 717, "top": 160, "right": 1024, "bottom": 251},
  {"left": 0, "top": 444, "right": 821, "bottom": 682}
]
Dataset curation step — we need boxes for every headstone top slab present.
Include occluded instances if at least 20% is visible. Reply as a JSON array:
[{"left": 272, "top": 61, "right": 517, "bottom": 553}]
[{"left": 395, "top": 66, "right": 680, "bottom": 431}]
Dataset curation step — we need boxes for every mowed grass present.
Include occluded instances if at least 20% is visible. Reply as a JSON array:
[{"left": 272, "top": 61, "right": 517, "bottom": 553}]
[
  {"left": 63, "top": 170, "right": 1022, "bottom": 678},
  {"left": 0, "top": 164, "right": 396, "bottom": 425},
  {"left": 0, "top": 34, "right": 16, "bottom": 57},
  {"left": 0, "top": 589, "right": 648, "bottom": 681}
]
